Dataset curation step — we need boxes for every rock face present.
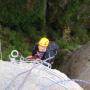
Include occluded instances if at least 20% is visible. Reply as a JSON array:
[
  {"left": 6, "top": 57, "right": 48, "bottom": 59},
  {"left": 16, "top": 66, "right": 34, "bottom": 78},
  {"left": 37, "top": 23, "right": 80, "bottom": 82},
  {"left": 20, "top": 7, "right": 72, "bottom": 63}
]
[
  {"left": 61, "top": 41, "right": 90, "bottom": 90},
  {"left": 0, "top": 60, "right": 83, "bottom": 90}
]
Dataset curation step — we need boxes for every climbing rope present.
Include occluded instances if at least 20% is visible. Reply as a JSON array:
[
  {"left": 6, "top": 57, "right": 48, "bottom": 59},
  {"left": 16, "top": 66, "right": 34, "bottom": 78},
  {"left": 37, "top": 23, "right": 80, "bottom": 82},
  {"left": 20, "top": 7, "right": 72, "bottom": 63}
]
[
  {"left": 41, "top": 79, "right": 90, "bottom": 90},
  {"left": 6, "top": 50, "right": 90, "bottom": 90},
  {"left": 5, "top": 62, "right": 90, "bottom": 90},
  {"left": 16, "top": 63, "right": 41, "bottom": 90},
  {"left": 5, "top": 62, "right": 41, "bottom": 90},
  {"left": 5, "top": 50, "right": 55, "bottom": 90}
]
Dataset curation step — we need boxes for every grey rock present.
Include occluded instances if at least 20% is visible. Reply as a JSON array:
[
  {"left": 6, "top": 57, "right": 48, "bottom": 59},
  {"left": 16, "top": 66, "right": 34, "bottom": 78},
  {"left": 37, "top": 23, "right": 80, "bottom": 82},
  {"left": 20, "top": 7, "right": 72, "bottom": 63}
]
[{"left": 0, "top": 60, "right": 83, "bottom": 90}]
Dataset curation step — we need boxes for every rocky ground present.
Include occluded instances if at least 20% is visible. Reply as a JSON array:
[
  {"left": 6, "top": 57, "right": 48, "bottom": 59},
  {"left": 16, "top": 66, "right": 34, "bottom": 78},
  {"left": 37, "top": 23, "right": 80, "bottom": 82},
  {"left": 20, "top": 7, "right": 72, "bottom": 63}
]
[{"left": 0, "top": 60, "right": 83, "bottom": 90}]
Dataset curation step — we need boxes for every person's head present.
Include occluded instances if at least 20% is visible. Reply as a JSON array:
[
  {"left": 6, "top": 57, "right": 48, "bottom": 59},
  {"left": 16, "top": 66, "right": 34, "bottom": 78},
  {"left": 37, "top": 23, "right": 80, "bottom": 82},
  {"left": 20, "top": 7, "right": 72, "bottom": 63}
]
[{"left": 38, "top": 37, "right": 49, "bottom": 52}]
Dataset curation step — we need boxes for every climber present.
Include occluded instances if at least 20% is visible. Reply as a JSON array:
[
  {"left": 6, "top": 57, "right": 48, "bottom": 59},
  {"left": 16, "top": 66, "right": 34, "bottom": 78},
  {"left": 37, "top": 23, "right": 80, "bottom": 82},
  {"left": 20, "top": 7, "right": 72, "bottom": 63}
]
[{"left": 27, "top": 37, "right": 59, "bottom": 66}]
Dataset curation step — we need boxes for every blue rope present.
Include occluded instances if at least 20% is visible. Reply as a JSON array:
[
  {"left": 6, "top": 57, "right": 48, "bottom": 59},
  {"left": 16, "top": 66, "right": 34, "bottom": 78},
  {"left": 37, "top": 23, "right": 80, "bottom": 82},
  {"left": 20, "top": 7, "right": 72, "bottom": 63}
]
[
  {"left": 40, "top": 79, "right": 90, "bottom": 90},
  {"left": 17, "top": 63, "right": 41, "bottom": 90},
  {"left": 5, "top": 69, "right": 31, "bottom": 90},
  {"left": 72, "top": 79, "right": 90, "bottom": 84},
  {"left": 5, "top": 63, "right": 41, "bottom": 90}
]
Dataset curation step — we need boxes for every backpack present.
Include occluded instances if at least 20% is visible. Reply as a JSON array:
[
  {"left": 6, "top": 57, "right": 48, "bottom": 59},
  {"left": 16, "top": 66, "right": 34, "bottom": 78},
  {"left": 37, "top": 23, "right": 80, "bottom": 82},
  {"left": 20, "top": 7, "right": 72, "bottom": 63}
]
[{"left": 43, "top": 42, "right": 59, "bottom": 64}]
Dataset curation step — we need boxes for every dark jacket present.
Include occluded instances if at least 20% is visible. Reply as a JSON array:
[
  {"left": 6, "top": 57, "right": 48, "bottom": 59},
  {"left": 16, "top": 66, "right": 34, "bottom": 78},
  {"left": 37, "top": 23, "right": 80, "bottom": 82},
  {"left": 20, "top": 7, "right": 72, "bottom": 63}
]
[{"left": 32, "top": 42, "right": 59, "bottom": 64}]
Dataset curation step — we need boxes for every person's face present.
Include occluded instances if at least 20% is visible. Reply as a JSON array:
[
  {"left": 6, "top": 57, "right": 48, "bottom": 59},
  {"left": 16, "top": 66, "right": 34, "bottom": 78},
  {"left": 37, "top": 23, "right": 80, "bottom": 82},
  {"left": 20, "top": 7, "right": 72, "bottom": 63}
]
[{"left": 38, "top": 45, "right": 47, "bottom": 52}]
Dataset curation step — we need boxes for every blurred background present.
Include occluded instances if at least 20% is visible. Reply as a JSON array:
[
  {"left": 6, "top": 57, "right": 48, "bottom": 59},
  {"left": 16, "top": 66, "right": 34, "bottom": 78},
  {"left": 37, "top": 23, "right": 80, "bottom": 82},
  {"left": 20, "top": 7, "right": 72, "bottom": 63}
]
[{"left": 0, "top": 0, "right": 90, "bottom": 67}]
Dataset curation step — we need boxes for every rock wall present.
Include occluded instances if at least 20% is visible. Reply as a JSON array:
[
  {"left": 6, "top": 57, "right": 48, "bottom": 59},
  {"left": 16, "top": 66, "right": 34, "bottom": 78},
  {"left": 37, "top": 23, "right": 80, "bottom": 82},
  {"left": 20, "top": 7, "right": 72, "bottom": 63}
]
[
  {"left": 61, "top": 41, "right": 90, "bottom": 90},
  {"left": 0, "top": 60, "right": 83, "bottom": 90}
]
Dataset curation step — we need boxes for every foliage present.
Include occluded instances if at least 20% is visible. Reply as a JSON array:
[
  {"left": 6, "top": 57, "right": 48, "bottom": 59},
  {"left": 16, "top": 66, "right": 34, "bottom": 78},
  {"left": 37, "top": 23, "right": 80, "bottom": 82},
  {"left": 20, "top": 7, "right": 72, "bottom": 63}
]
[
  {"left": 47, "top": 0, "right": 90, "bottom": 49},
  {"left": 61, "top": 0, "right": 86, "bottom": 25},
  {"left": 0, "top": 28, "right": 31, "bottom": 60},
  {"left": 0, "top": 0, "right": 46, "bottom": 38},
  {"left": 0, "top": 0, "right": 90, "bottom": 61},
  {"left": 72, "top": 27, "right": 89, "bottom": 44}
]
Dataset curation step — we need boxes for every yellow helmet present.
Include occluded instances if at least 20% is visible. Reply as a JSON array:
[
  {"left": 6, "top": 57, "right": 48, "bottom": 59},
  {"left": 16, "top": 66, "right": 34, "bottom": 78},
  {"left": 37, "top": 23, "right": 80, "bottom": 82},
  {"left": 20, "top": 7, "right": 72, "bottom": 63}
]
[{"left": 38, "top": 37, "right": 49, "bottom": 47}]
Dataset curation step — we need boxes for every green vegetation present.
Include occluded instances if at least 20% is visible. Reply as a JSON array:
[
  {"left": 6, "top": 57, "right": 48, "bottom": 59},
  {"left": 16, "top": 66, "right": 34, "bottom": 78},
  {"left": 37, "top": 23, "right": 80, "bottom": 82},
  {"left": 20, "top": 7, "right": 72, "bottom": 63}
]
[
  {"left": 0, "top": 28, "right": 31, "bottom": 60},
  {"left": 0, "top": 0, "right": 90, "bottom": 60}
]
